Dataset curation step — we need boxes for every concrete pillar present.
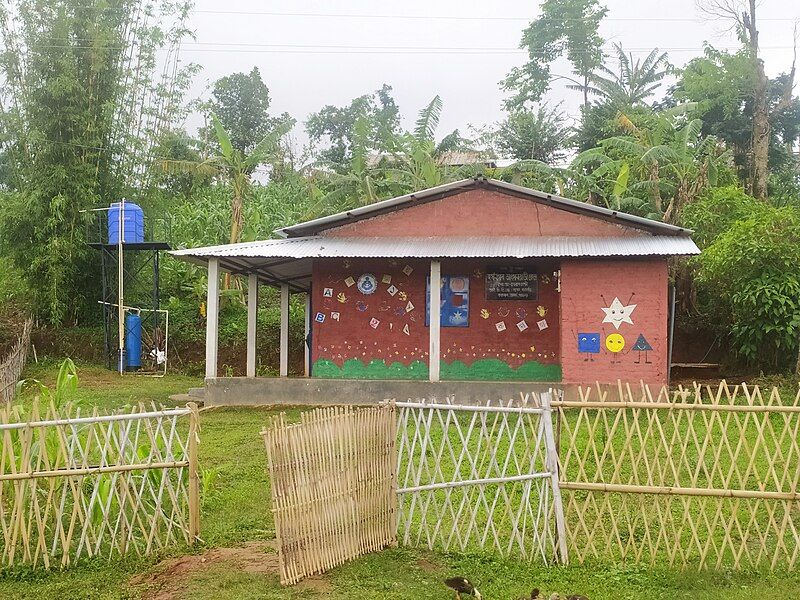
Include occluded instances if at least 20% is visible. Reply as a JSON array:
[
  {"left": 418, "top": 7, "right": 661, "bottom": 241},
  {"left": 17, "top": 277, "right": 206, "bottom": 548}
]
[
  {"left": 429, "top": 260, "right": 441, "bottom": 382},
  {"left": 304, "top": 293, "right": 311, "bottom": 377},
  {"left": 204, "top": 258, "right": 220, "bottom": 379},
  {"left": 246, "top": 273, "right": 258, "bottom": 378},
  {"left": 280, "top": 283, "right": 289, "bottom": 377}
]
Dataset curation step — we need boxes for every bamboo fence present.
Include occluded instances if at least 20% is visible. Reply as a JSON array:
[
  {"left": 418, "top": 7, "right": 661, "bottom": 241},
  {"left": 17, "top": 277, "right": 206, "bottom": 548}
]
[
  {"left": 262, "top": 405, "right": 397, "bottom": 585},
  {"left": 395, "top": 393, "right": 566, "bottom": 564},
  {"left": 554, "top": 381, "right": 800, "bottom": 569},
  {"left": 0, "top": 399, "right": 200, "bottom": 568},
  {"left": 0, "top": 319, "right": 32, "bottom": 404}
]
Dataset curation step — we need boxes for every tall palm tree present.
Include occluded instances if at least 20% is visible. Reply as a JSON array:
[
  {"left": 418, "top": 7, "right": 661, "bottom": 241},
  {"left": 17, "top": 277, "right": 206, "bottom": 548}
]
[{"left": 586, "top": 44, "right": 671, "bottom": 107}]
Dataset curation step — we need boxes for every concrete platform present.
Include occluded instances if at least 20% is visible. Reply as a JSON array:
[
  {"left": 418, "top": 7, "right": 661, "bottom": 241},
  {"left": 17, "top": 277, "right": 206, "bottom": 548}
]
[{"left": 204, "top": 377, "right": 575, "bottom": 407}]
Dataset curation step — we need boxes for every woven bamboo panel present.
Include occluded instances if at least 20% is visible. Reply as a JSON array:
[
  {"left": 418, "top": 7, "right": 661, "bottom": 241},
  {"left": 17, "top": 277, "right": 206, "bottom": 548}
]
[
  {"left": 262, "top": 405, "right": 397, "bottom": 585},
  {"left": 396, "top": 395, "right": 562, "bottom": 563},
  {"left": 0, "top": 320, "right": 32, "bottom": 404},
  {"left": 0, "top": 399, "right": 198, "bottom": 568},
  {"left": 556, "top": 381, "right": 800, "bottom": 570}
]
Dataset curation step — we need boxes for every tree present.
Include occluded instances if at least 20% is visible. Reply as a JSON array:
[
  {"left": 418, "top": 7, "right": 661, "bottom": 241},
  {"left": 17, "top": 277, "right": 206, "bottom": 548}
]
[
  {"left": 676, "top": 43, "right": 799, "bottom": 196},
  {"left": 585, "top": 44, "right": 671, "bottom": 107},
  {"left": 0, "top": 0, "right": 192, "bottom": 324},
  {"left": 697, "top": 0, "right": 797, "bottom": 200},
  {"left": 492, "top": 104, "right": 571, "bottom": 163},
  {"left": 386, "top": 96, "right": 447, "bottom": 191},
  {"left": 204, "top": 67, "right": 291, "bottom": 156},
  {"left": 502, "top": 0, "right": 608, "bottom": 110},
  {"left": 150, "top": 130, "right": 210, "bottom": 199},
  {"left": 319, "top": 117, "right": 385, "bottom": 207},
  {"left": 674, "top": 46, "right": 755, "bottom": 175},
  {"left": 162, "top": 114, "right": 290, "bottom": 247},
  {"left": 383, "top": 95, "right": 483, "bottom": 193},
  {"left": 306, "top": 84, "right": 400, "bottom": 169}
]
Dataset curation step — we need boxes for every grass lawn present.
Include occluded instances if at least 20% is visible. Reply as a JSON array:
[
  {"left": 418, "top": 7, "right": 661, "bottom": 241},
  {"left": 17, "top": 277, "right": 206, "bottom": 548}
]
[{"left": 0, "top": 361, "right": 798, "bottom": 599}]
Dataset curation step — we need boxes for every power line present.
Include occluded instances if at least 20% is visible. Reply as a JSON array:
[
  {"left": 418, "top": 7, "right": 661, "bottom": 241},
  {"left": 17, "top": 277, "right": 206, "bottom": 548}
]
[
  {"left": 21, "top": 42, "right": 799, "bottom": 55},
  {"left": 175, "top": 9, "right": 800, "bottom": 23},
  {"left": 28, "top": 5, "right": 800, "bottom": 22}
]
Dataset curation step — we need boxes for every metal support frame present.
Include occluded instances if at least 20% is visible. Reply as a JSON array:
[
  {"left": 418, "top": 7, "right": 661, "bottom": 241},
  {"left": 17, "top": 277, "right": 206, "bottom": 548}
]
[{"left": 97, "top": 243, "right": 166, "bottom": 372}]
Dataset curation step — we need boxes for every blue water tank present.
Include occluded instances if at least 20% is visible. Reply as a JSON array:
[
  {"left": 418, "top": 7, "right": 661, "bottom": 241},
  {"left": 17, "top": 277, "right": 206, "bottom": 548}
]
[
  {"left": 108, "top": 202, "right": 144, "bottom": 244},
  {"left": 125, "top": 314, "right": 142, "bottom": 370}
]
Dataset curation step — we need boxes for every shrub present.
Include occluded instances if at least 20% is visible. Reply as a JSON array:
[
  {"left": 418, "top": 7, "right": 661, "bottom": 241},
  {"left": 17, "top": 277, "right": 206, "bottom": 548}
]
[
  {"left": 681, "top": 185, "right": 762, "bottom": 248},
  {"left": 694, "top": 205, "right": 800, "bottom": 370}
]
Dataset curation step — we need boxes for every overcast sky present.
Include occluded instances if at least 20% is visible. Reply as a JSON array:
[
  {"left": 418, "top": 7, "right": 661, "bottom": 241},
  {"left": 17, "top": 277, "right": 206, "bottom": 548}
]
[{"left": 180, "top": 0, "right": 800, "bottom": 145}]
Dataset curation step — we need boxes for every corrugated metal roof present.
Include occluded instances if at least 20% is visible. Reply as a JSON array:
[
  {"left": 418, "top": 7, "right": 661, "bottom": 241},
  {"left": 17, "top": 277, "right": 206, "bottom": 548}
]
[
  {"left": 171, "top": 235, "right": 699, "bottom": 292},
  {"left": 172, "top": 235, "right": 699, "bottom": 260},
  {"left": 276, "top": 177, "right": 694, "bottom": 238}
]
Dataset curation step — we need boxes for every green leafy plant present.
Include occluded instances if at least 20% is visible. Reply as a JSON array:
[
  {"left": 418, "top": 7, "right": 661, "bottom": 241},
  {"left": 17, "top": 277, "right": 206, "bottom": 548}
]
[{"left": 694, "top": 205, "right": 800, "bottom": 370}]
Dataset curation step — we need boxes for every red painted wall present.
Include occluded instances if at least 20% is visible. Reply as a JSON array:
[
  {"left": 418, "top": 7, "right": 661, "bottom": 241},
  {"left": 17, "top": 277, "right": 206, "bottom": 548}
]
[
  {"left": 311, "top": 258, "right": 561, "bottom": 378},
  {"left": 439, "top": 258, "right": 561, "bottom": 372},
  {"left": 308, "top": 187, "right": 673, "bottom": 384},
  {"left": 559, "top": 259, "right": 669, "bottom": 385},
  {"left": 312, "top": 258, "right": 430, "bottom": 371},
  {"left": 323, "top": 189, "right": 640, "bottom": 238}
]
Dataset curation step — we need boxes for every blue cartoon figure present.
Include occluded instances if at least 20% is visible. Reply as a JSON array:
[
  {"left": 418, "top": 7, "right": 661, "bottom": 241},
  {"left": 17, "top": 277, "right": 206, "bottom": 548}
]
[
  {"left": 632, "top": 334, "right": 653, "bottom": 364},
  {"left": 578, "top": 332, "right": 601, "bottom": 362}
]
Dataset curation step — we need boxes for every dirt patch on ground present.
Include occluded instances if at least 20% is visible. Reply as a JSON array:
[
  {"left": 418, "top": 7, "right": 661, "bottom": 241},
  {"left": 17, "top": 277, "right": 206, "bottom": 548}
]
[
  {"left": 131, "top": 541, "right": 332, "bottom": 599},
  {"left": 415, "top": 556, "right": 442, "bottom": 574}
]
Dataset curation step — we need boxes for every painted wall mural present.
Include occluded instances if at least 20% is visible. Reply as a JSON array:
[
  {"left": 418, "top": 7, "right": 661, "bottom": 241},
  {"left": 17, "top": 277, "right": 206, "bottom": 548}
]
[
  {"left": 425, "top": 275, "right": 470, "bottom": 327},
  {"left": 601, "top": 294, "right": 637, "bottom": 329},
  {"left": 311, "top": 258, "right": 562, "bottom": 381},
  {"left": 577, "top": 332, "right": 601, "bottom": 361},
  {"left": 560, "top": 259, "right": 669, "bottom": 385}
]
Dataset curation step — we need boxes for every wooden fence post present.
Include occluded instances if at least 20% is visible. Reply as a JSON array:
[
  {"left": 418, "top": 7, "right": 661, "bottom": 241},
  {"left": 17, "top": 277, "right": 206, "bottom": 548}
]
[
  {"left": 187, "top": 402, "right": 201, "bottom": 544},
  {"left": 541, "top": 389, "right": 568, "bottom": 565}
]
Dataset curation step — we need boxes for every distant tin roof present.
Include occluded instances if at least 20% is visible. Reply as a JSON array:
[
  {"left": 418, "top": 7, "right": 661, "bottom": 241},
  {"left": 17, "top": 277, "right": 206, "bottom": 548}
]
[
  {"left": 275, "top": 177, "right": 693, "bottom": 239},
  {"left": 171, "top": 235, "right": 700, "bottom": 292}
]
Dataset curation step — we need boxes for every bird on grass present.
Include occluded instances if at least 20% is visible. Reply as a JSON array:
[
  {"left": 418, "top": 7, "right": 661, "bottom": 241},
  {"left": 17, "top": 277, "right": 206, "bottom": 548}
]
[
  {"left": 521, "top": 589, "right": 540, "bottom": 599},
  {"left": 444, "top": 576, "right": 482, "bottom": 599}
]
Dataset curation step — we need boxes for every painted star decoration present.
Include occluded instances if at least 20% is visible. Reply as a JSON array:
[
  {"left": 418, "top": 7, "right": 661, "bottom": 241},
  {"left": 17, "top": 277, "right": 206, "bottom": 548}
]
[{"left": 601, "top": 296, "right": 637, "bottom": 329}]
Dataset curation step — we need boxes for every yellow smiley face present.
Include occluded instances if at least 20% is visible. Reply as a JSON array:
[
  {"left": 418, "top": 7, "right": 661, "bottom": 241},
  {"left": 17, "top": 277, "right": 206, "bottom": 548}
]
[{"left": 605, "top": 333, "right": 625, "bottom": 353}]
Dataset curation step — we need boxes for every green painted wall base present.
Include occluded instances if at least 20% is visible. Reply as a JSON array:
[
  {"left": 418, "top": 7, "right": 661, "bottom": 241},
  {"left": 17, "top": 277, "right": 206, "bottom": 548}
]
[
  {"left": 312, "top": 358, "right": 562, "bottom": 382},
  {"left": 443, "top": 359, "right": 562, "bottom": 381}
]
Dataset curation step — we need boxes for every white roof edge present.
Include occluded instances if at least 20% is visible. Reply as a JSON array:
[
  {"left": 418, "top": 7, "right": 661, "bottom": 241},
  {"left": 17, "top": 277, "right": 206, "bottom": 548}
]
[{"left": 170, "top": 235, "right": 700, "bottom": 261}]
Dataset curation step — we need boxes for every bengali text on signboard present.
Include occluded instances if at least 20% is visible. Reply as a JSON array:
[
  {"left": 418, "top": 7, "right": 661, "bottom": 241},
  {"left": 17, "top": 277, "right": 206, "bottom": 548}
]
[{"left": 485, "top": 268, "right": 538, "bottom": 301}]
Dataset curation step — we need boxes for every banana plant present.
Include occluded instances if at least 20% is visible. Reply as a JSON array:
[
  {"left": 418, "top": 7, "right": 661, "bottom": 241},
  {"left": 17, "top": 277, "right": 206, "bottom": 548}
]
[
  {"left": 569, "top": 110, "right": 727, "bottom": 222},
  {"left": 161, "top": 114, "right": 291, "bottom": 247}
]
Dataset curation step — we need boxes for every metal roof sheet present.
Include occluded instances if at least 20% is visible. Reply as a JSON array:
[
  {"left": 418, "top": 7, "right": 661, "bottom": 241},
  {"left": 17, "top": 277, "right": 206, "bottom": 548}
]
[
  {"left": 172, "top": 235, "right": 699, "bottom": 260},
  {"left": 275, "top": 177, "right": 694, "bottom": 238},
  {"left": 172, "top": 235, "right": 699, "bottom": 292}
]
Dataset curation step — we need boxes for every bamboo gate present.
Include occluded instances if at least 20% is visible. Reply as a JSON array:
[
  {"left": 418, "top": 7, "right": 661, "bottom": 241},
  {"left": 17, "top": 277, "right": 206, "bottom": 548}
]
[
  {"left": 263, "top": 381, "right": 800, "bottom": 585},
  {"left": 0, "top": 319, "right": 32, "bottom": 404},
  {"left": 262, "top": 406, "right": 397, "bottom": 585},
  {"left": 0, "top": 400, "right": 200, "bottom": 568}
]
